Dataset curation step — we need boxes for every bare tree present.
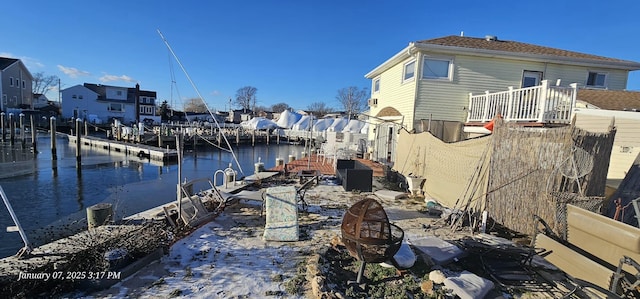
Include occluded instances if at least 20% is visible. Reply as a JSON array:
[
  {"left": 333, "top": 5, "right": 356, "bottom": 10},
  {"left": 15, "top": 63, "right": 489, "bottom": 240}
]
[
  {"left": 307, "top": 101, "right": 334, "bottom": 117},
  {"left": 183, "top": 97, "right": 208, "bottom": 113},
  {"left": 271, "top": 102, "right": 290, "bottom": 113},
  {"left": 336, "top": 86, "right": 368, "bottom": 119},
  {"left": 32, "top": 72, "right": 59, "bottom": 96},
  {"left": 235, "top": 86, "right": 258, "bottom": 112}
]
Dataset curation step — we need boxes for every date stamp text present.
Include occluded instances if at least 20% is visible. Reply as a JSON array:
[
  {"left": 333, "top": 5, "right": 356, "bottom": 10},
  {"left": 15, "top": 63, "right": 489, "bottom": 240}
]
[{"left": 17, "top": 271, "right": 122, "bottom": 281}]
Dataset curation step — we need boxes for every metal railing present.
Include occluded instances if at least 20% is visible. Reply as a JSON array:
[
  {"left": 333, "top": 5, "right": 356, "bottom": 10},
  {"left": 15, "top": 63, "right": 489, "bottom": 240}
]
[{"left": 467, "top": 80, "right": 578, "bottom": 124}]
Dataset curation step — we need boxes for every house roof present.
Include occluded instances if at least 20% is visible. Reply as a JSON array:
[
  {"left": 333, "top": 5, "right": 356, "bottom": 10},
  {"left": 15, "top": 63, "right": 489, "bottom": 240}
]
[
  {"left": 365, "top": 35, "right": 640, "bottom": 78},
  {"left": 0, "top": 57, "right": 19, "bottom": 70},
  {"left": 418, "top": 36, "right": 633, "bottom": 64},
  {"left": 577, "top": 89, "right": 640, "bottom": 111}
]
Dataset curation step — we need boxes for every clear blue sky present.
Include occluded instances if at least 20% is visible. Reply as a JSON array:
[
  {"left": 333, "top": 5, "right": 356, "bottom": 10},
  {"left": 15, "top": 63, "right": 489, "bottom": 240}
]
[{"left": 2, "top": 0, "right": 640, "bottom": 112}]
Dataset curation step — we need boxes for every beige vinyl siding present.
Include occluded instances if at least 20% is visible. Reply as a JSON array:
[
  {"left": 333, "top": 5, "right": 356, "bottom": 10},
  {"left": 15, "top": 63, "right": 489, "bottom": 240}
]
[
  {"left": 415, "top": 54, "right": 545, "bottom": 123},
  {"left": 574, "top": 112, "right": 640, "bottom": 182},
  {"left": 369, "top": 56, "right": 417, "bottom": 129},
  {"left": 544, "top": 64, "right": 628, "bottom": 89},
  {"left": 414, "top": 53, "right": 632, "bottom": 124}
]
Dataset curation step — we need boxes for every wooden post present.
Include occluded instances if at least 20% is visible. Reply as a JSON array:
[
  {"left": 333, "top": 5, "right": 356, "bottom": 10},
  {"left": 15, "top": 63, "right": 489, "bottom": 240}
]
[
  {"left": 50, "top": 117, "right": 57, "bottom": 160},
  {"left": 9, "top": 113, "right": 14, "bottom": 146},
  {"left": 277, "top": 132, "right": 280, "bottom": 144},
  {"left": 266, "top": 130, "right": 270, "bottom": 145},
  {"left": 217, "top": 129, "right": 221, "bottom": 147},
  {"left": 19, "top": 113, "right": 25, "bottom": 148},
  {"left": 87, "top": 203, "right": 113, "bottom": 229},
  {"left": 158, "top": 129, "right": 163, "bottom": 148},
  {"left": 236, "top": 128, "right": 240, "bottom": 145},
  {"left": 75, "top": 119, "right": 82, "bottom": 168},
  {"left": 30, "top": 115, "right": 37, "bottom": 153},
  {"left": 0, "top": 112, "right": 5, "bottom": 142},
  {"left": 84, "top": 120, "right": 89, "bottom": 136},
  {"left": 252, "top": 129, "right": 255, "bottom": 146}
]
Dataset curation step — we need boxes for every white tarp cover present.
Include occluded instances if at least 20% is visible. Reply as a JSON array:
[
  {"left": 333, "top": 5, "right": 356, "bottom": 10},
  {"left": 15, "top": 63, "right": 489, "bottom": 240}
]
[
  {"left": 292, "top": 115, "right": 313, "bottom": 131},
  {"left": 327, "top": 117, "right": 348, "bottom": 132},
  {"left": 342, "top": 119, "right": 366, "bottom": 133},
  {"left": 240, "top": 117, "right": 278, "bottom": 130},
  {"left": 276, "top": 110, "right": 301, "bottom": 129},
  {"left": 312, "top": 118, "right": 335, "bottom": 132}
]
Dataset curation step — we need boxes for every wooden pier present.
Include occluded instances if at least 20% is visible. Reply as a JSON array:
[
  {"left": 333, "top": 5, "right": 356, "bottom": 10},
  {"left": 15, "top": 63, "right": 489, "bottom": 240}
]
[{"left": 66, "top": 134, "right": 178, "bottom": 163}]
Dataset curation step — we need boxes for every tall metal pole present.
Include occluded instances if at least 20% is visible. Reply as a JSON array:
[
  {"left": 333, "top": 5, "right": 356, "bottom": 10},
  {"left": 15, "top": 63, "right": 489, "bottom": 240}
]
[{"left": 176, "top": 133, "right": 183, "bottom": 222}]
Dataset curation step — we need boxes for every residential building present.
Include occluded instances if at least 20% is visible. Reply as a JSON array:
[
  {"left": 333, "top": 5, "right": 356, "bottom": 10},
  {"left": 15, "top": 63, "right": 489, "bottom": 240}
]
[
  {"left": 61, "top": 83, "right": 156, "bottom": 124},
  {"left": 364, "top": 35, "right": 640, "bottom": 164},
  {"left": 0, "top": 57, "right": 33, "bottom": 111},
  {"left": 32, "top": 93, "right": 50, "bottom": 109}
]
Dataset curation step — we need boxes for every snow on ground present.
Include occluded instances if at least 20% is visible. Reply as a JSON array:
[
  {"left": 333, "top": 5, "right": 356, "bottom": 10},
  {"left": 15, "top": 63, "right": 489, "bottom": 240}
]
[{"left": 84, "top": 183, "right": 431, "bottom": 299}]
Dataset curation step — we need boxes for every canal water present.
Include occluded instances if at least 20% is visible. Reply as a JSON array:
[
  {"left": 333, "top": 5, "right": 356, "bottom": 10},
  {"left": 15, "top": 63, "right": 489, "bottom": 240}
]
[{"left": 0, "top": 135, "right": 305, "bottom": 259}]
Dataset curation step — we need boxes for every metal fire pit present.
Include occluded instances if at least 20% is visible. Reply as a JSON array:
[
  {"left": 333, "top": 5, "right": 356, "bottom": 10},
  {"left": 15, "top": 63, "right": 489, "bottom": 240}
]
[{"left": 341, "top": 197, "right": 404, "bottom": 284}]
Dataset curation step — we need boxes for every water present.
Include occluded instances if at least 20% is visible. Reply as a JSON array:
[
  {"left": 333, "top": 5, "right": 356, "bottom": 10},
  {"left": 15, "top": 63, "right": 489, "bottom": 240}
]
[{"left": 0, "top": 135, "right": 305, "bottom": 258}]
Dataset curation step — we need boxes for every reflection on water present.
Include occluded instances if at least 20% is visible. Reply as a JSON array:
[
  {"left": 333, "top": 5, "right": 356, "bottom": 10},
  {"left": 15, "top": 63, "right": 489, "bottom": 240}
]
[{"left": 0, "top": 136, "right": 304, "bottom": 258}]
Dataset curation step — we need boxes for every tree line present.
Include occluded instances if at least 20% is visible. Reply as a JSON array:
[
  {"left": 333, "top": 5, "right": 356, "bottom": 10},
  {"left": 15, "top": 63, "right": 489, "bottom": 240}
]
[{"left": 181, "top": 85, "right": 369, "bottom": 118}]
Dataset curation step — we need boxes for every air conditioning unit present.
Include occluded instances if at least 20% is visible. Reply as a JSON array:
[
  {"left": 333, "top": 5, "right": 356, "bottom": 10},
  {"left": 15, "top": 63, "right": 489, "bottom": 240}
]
[{"left": 368, "top": 98, "right": 378, "bottom": 106}]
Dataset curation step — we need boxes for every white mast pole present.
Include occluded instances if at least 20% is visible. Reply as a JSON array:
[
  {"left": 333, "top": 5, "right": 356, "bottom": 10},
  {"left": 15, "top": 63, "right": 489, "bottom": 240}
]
[{"left": 157, "top": 29, "right": 245, "bottom": 175}]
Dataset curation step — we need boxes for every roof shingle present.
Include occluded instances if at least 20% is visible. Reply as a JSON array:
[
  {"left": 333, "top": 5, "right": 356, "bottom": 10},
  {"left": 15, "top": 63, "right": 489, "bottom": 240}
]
[
  {"left": 418, "top": 36, "right": 633, "bottom": 64},
  {"left": 577, "top": 89, "right": 640, "bottom": 111}
]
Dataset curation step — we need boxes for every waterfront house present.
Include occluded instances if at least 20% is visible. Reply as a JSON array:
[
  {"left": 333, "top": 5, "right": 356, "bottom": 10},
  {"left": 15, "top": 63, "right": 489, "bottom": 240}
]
[
  {"left": 364, "top": 35, "right": 640, "bottom": 165},
  {"left": 61, "top": 83, "right": 157, "bottom": 125},
  {"left": 0, "top": 57, "right": 33, "bottom": 111}
]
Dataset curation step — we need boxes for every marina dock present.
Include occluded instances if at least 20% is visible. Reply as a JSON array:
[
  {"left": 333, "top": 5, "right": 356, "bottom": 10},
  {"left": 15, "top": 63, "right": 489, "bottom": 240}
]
[{"left": 66, "top": 134, "right": 178, "bottom": 163}]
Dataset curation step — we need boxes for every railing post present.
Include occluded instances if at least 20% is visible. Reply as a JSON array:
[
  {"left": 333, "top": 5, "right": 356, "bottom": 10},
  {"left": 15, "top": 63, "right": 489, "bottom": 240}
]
[
  {"left": 482, "top": 91, "right": 490, "bottom": 122},
  {"left": 537, "top": 80, "right": 549, "bottom": 122},
  {"left": 569, "top": 83, "right": 578, "bottom": 122},
  {"left": 467, "top": 92, "right": 473, "bottom": 122},
  {"left": 506, "top": 87, "right": 514, "bottom": 121}
]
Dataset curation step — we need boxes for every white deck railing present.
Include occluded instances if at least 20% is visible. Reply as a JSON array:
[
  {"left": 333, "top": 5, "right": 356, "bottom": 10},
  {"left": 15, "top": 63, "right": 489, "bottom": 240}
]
[{"left": 467, "top": 80, "right": 578, "bottom": 124}]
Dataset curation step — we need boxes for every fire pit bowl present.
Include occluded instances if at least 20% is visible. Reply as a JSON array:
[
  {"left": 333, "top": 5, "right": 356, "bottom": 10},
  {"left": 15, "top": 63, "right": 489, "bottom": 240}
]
[{"left": 341, "top": 197, "right": 404, "bottom": 284}]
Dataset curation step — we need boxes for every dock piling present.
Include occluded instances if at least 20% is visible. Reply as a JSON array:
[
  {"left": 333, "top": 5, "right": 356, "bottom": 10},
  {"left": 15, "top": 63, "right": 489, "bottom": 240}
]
[
  {"left": 9, "top": 113, "right": 15, "bottom": 145},
  {"left": 75, "top": 119, "right": 82, "bottom": 168},
  {"left": 1, "top": 112, "right": 4, "bottom": 142},
  {"left": 19, "top": 113, "right": 25, "bottom": 148},
  {"left": 50, "top": 117, "right": 57, "bottom": 160},
  {"left": 30, "top": 115, "right": 37, "bottom": 153}
]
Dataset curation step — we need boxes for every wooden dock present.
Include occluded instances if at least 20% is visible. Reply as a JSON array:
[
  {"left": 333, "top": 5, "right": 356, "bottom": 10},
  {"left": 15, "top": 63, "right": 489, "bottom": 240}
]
[{"left": 66, "top": 134, "right": 178, "bottom": 163}]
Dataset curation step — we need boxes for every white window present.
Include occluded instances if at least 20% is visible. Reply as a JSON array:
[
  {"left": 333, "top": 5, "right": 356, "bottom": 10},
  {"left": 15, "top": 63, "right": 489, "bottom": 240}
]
[
  {"left": 586, "top": 71, "right": 607, "bottom": 87},
  {"left": 422, "top": 57, "right": 452, "bottom": 80},
  {"left": 109, "top": 103, "right": 123, "bottom": 112},
  {"left": 403, "top": 60, "right": 416, "bottom": 82},
  {"left": 373, "top": 77, "right": 380, "bottom": 93}
]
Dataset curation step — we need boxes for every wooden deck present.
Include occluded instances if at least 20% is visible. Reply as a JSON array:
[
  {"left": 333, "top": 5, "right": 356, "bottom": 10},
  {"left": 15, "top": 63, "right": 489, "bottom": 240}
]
[{"left": 269, "top": 154, "right": 385, "bottom": 177}]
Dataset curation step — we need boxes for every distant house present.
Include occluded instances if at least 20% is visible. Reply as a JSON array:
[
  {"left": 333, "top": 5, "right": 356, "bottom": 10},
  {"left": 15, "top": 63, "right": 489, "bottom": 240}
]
[
  {"left": 61, "top": 83, "right": 157, "bottom": 124},
  {"left": 32, "top": 93, "right": 50, "bottom": 109},
  {"left": 227, "top": 109, "right": 252, "bottom": 123},
  {"left": 0, "top": 57, "right": 33, "bottom": 111},
  {"left": 364, "top": 35, "right": 640, "bottom": 164}
]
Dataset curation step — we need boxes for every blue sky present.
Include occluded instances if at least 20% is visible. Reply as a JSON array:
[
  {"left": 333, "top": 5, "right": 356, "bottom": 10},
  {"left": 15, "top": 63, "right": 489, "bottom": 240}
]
[{"left": 2, "top": 0, "right": 640, "bottom": 112}]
